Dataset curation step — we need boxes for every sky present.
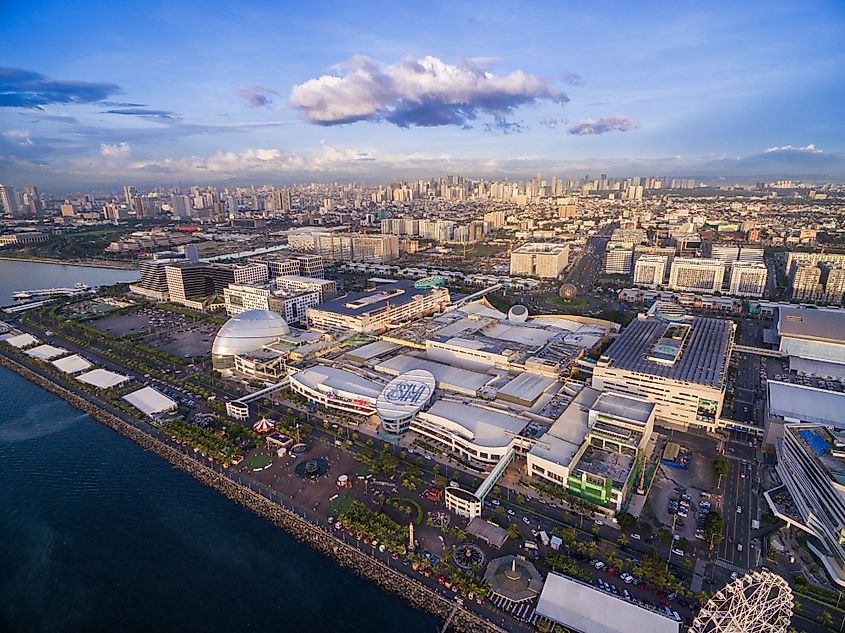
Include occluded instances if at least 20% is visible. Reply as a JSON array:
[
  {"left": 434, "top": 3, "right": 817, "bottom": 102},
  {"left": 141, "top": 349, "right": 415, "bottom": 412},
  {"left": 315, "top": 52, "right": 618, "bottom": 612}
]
[{"left": 1, "top": 0, "right": 844, "bottom": 190}]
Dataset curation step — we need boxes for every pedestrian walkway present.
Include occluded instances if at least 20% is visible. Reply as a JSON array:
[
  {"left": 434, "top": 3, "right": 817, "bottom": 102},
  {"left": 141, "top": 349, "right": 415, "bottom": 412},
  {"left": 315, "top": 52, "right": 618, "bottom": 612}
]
[
  {"left": 690, "top": 559, "right": 707, "bottom": 592},
  {"left": 715, "top": 557, "right": 746, "bottom": 574},
  {"left": 486, "top": 593, "right": 540, "bottom": 626}
]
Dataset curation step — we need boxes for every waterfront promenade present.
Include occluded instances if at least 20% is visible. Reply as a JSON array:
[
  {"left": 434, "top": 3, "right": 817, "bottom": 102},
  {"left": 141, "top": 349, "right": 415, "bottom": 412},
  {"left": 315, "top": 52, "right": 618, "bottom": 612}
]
[{"left": 0, "top": 349, "right": 512, "bottom": 633}]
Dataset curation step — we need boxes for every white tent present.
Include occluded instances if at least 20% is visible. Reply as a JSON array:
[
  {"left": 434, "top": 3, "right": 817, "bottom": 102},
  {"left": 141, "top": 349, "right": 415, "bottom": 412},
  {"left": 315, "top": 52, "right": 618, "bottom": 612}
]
[
  {"left": 122, "top": 386, "right": 177, "bottom": 417},
  {"left": 77, "top": 368, "right": 130, "bottom": 389},
  {"left": 5, "top": 333, "right": 39, "bottom": 348},
  {"left": 26, "top": 344, "right": 68, "bottom": 360},
  {"left": 51, "top": 354, "right": 93, "bottom": 374}
]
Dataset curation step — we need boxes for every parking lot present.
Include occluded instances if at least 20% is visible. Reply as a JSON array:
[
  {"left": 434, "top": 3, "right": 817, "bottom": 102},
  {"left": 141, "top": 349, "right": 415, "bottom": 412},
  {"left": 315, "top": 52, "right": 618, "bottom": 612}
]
[{"left": 89, "top": 306, "right": 219, "bottom": 358}]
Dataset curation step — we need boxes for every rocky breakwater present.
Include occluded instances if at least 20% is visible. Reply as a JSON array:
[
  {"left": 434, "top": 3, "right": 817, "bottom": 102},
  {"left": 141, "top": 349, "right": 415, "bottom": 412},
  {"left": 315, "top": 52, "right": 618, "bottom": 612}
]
[{"left": 0, "top": 353, "right": 506, "bottom": 633}]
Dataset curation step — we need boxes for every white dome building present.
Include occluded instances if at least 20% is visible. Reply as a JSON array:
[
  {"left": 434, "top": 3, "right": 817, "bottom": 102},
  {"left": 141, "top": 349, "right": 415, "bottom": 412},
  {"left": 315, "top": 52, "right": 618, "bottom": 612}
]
[{"left": 212, "top": 309, "right": 290, "bottom": 369}]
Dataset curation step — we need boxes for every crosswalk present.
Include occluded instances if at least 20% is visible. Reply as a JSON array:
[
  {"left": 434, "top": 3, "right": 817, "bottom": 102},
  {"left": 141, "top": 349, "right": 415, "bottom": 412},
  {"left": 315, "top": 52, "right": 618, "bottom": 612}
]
[
  {"left": 715, "top": 557, "right": 746, "bottom": 574},
  {"left": 487, "top": 593, "right": 540, "bottom": 625}
]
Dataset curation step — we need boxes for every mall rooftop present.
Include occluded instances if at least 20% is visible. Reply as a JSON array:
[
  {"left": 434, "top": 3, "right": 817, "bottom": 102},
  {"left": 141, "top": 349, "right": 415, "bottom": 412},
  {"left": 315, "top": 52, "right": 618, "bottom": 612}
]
[{"left": 599, "top": 314, "right": 734, "bottom": 388}]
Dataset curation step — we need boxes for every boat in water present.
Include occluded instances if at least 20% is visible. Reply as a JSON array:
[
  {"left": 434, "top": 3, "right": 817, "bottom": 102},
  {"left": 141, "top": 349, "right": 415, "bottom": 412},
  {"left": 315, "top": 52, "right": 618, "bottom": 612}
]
[{"left": 12, "top": 282, "right": 94, "bottom": 300}]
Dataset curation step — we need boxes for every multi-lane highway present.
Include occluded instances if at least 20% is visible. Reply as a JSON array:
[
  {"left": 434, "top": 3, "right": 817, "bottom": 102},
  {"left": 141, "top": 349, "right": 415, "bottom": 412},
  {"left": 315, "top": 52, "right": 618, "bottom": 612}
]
[{"left": 718, "top": 442, "right": 758, "bottom": 571}]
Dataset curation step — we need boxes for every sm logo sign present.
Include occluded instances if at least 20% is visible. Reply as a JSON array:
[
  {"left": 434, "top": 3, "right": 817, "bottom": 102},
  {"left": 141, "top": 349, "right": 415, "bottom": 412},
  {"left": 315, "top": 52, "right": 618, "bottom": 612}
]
[{"left": 384, "top": 382, "right": 431, "bottom": 405}]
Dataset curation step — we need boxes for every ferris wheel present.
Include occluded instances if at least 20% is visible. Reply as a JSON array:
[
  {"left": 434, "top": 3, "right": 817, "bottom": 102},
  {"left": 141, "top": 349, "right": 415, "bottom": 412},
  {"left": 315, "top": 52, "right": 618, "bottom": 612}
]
[{"left": 692, "top": 570, "right": 793, "bottom": 633}]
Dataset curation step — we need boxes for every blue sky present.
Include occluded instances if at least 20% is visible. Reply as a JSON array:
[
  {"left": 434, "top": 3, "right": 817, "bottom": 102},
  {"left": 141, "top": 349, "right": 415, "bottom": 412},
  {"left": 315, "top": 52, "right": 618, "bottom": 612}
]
[{"left": 1, "top": 0, "right": 844, "bottom": 189}]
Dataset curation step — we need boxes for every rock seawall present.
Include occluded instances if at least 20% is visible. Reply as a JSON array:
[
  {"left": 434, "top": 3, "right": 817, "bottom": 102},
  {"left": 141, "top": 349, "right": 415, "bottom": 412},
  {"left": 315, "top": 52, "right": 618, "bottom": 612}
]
[{"left": 0, "top": 353, "right": 506, "bottom": 633}]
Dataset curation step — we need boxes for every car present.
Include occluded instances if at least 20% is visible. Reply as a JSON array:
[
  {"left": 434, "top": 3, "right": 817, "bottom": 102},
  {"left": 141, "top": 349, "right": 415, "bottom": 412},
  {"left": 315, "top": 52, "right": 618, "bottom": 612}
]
[
  {"left": 522, "top": 516, "right": 531, "bottom": 525},
  {"left": 737, "top": 543, "right": 743, "bottom": 551},
  {"left": 630, "top": 533, "right": 641, "bottom": 540},
  {"left": 623, "top": 589, "right": 632, "bottom": 601},
  {"left": 610, "top": 585, "right": 619, "bottom": 595},
  {"left": 531, "top": 529, "right": 539, "bottom": 537},
  {"left": 671, "top": 548, "right": 685, "bottom": 556},
  {"left": 506, "top": 508, "right": 514, "bottom": 516},
  {"left": 490, "top": 499, "right": 501, "bottom": 506},
  {"left": 731, "top": 572, "right": 740, "bottom": 580},
  {"left": 594, "top": 561, "right": 606, "bottom": 570},
  {"left": 736, "top": 505, "right": 742, "bottom": 514},
  {"left": 595, "top": 519, "right": 604, "bottom": 526}
]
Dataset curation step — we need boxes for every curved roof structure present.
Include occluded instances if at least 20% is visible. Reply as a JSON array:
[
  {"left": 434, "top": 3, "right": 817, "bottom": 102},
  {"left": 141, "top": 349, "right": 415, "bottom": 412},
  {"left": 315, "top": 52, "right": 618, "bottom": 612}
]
[
  {"left": 508, "top": 304, "right": 529, "bottom": 322},
  {"left": 212, "top": 309, "right": 290, "bottom": 358},
  {"left": 376, "top": 369, "right": 436, "bottom": 421}
]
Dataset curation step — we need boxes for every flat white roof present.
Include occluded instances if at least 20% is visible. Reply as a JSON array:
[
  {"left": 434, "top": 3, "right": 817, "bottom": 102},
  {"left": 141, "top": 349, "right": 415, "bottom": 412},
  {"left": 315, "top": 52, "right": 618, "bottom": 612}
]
[
  {"left": 77, "top": 368, "right": 130, "bottom": 389},
  {"left": 767, "top": 380, "right": 845, "bottom": 426},
  {"left": 4, "top": 333, "right": 39, "bottom": 348},
  {"left": 529, "top": 387, "right": 601, "bottom": 468},
  {"left": 51, "top": 354, "right": 93, "bottom": 374},
  {"left": 536, "top": 573, "right": 680, "bottom": 633},
  {"left": 291, "top": 365, "right": 383, "bottom": 402},
  {"left": 123, "top": 386, "right": 178, "bottom": 416},
  {"left": 497, "top": 373, "right": 556, "bottom": 404},
  {"left": 375, "top": 354, "right": 492, "bottom": 393},
  {"left": 417, "top": 400, "right": 528, "bottom": 448},
  {"left": 344, "top": 340, "right": 402, "bottom": 362},
  {"left": 25, "top": 344, "right": 68, "bottom": 360}
]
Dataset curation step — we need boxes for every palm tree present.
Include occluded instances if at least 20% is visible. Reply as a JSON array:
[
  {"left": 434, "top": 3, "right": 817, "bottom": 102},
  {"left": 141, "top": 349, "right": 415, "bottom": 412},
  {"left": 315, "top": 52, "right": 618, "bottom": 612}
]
[{"left": 618, "top": 534, "right": 629, "bottom": 549}]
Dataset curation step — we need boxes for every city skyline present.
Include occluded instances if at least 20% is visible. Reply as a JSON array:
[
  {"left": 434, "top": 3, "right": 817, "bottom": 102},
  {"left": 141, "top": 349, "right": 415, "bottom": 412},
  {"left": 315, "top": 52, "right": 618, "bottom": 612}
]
[{"left": 1, "top": 0, "right": 845, "bottom": 188}]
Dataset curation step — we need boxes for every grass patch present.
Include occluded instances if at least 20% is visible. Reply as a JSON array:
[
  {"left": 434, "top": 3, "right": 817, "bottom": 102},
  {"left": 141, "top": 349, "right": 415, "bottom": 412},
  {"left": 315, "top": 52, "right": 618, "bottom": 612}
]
[
  {"left": 248, "top": 454, "right": 272, "bottom": 469},
  {"left": 545, "top": 295, "right": 589, "bottom": 309},
  {"left": 387, "top": 497, "right": 424, "bottom": 525},
  {"left": 329, "top": 495, "right": 353, "bottom": 516}
]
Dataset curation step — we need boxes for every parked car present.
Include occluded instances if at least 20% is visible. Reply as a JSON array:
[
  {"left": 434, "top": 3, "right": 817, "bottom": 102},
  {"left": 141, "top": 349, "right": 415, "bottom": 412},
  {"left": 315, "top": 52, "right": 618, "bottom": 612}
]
[
  {"left": 630, "top": 533, "right": 641, "bottom": 540},
  {"left": 671, "top": 548, "right": 685, "bottom": 556}
]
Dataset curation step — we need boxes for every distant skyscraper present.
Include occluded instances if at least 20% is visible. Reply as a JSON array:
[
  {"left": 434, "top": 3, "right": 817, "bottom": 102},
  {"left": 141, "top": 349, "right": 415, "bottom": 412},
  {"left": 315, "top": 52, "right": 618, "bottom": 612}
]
[
  {"left": 0, "top": 184, "right": 20, "bottom": 217},
  {"left": 124, "top": 185, "right": 136, "bottom": 206},
  {"left": 23, "top": 186, "right": 41, "bottom": 216}
]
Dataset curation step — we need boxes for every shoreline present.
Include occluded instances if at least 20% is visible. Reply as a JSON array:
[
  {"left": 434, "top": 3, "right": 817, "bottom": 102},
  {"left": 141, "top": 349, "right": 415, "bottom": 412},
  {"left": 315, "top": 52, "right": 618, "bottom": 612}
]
[
  {"left": 0, "top": 255, "right": 137, "bottom": 270},
  {"left": 0, "top": 352, "right": 505, "bottom": 633}
]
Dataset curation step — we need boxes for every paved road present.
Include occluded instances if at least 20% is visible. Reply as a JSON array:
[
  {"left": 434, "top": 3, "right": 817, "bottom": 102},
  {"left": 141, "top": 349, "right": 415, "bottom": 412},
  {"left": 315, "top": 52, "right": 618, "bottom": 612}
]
[{"left": 562, "top": 235, "right": 610, "bottom": 293}]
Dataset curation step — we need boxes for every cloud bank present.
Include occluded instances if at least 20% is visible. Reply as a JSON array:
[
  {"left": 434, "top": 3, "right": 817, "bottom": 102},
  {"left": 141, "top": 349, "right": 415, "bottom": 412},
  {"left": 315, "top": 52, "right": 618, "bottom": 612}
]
[
  {"left": 290, "top": 55, "right": 566, "bottom": 128},
  {"left": 0, "top": 67, "right": 120, "bottom": 108},
  {"left": 568, "top": 115, "right": 639, "bottom": 135}
]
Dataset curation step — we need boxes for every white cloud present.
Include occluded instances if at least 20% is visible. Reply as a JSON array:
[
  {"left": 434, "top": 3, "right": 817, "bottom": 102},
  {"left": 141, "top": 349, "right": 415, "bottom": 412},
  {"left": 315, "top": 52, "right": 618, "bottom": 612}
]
[
  {"left": 764, "top": 144, "right": 821, "bottom": 154},
  {"left": 567, "top": 116, "right": 639, "bottom": 135},
  {"left": 3, "top": 129, "right": 33, "bottom": 145},
  {"left": 100, "top": 142, "right": 131, "bottom": 157},
  {"left": 290, "top": 54, "right": 566, "bottom": 127}
]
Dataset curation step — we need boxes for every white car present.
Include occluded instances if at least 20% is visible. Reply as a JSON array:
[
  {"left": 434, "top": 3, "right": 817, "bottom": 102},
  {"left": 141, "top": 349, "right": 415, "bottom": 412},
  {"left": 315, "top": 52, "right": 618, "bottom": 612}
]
[
  {"left": 506, "top": 508, "right": 515, "bottom": 516},
  {"left": 595, "top": 519, "right": 604, "bottom": 526},
  {"left": 671, "top": 548, "right": 685, "bottom": 556},
  {"left": 630, "top": 533, "right": 641, "bottom": 540},
  {"left": 521, "top": 516, "right": 531, "bottom": 525}
]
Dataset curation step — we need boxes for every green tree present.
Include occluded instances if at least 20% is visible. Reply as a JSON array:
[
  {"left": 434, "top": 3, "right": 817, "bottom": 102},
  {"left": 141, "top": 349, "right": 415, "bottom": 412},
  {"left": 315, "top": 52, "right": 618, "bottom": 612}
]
[
  {"left": 818, "top": 611, "right": 833, "bottom": 627},
  {"left": 618, "top": 534, "right": 630, "bottom": 549},
  {"left": 616, "top": 511, "right": 637, "bottom": 531},
  {"left": 506, "top": 523, "right": 521, "bottom": 541},
  {"left": 704, "top": 512, "right": 725, "bottom": 551},
  {"left": 714, "top": 457, "right": 730, "bottom": 488}
]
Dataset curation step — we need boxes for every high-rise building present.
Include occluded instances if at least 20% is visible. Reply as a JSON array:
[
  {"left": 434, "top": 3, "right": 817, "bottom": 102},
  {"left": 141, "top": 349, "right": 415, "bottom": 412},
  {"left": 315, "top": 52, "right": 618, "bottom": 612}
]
[
  {"left": 633, "top": 255, "right": 667, "bottom": 288},
  {"left": 825, "top": 267, "right": 845, "bottom": 305},
  {"left": 605, "top": 243, "right": 634, "bottom": 275},
  {"left": 223, "top": 283, "right": 319, "bottom": 324},
  {"left": 728, "top": 261, "right": 768, "bottom": 297},
  {"left": 668, "top": 258, "right": 725, "bottom": 293},
  {"left": 483, "top": 210, "right": 505, "bottom": 229},
  {"left": 791, "top": 262, "right": 823, "bottom": 302},
  {"left": 23, "top": 186, "right": 41, "bottom": 216},
  {"left": 0, "top": 184, "right": 19, "bottom": 217},
  {"left": 510, "top": 243, "right": 570, "bottom": 278},
  {"left": 164, "top": 263, "right": 235, "bottom": 306},
  {"left": 170, "top": 194, "right": 192, "bottom": 219},
  {"left": 123, "top": 185, "right": 136, "bottom": 206},
  {"left": 274, "top": 275, "right": 337, "bottom": 301},
  {"left": 231, "top": 262, "right": 269, "bottom": 285}
]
